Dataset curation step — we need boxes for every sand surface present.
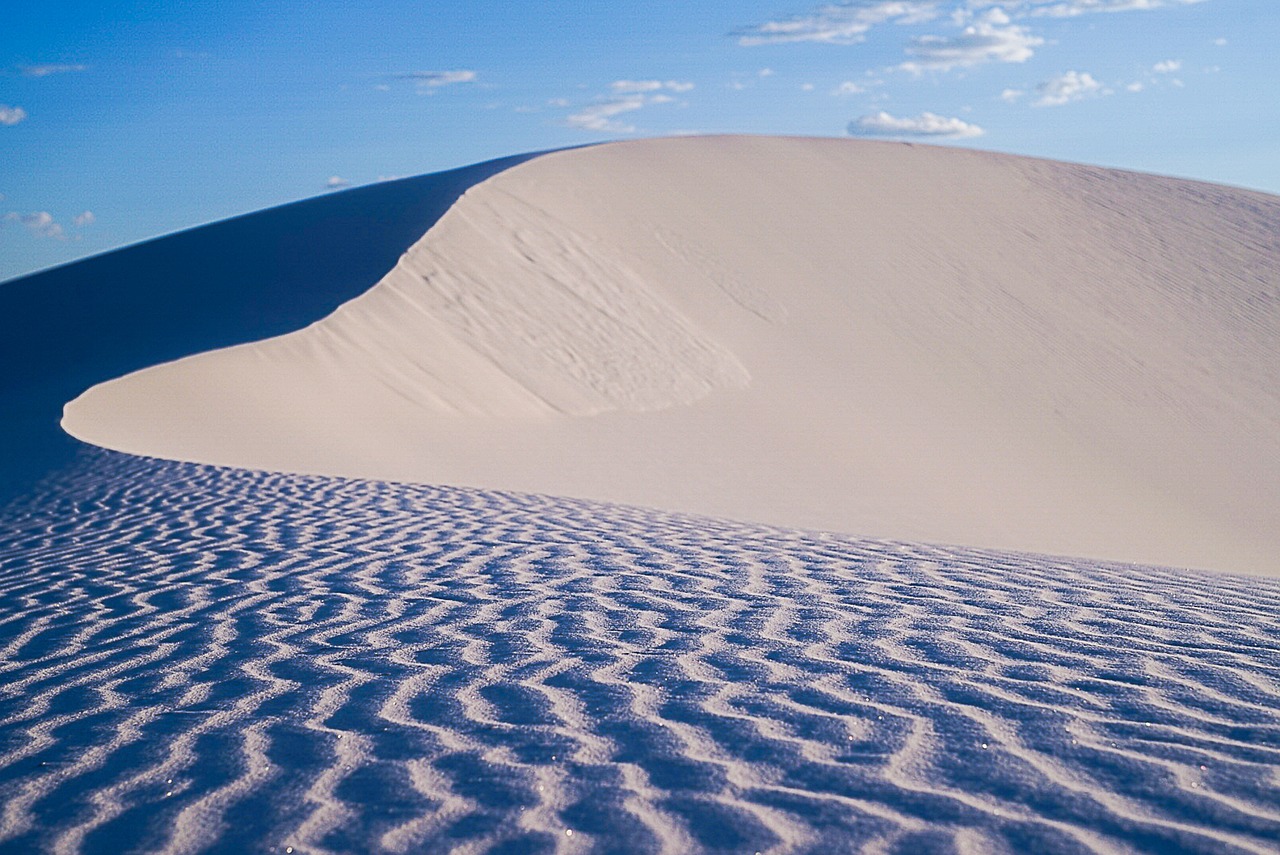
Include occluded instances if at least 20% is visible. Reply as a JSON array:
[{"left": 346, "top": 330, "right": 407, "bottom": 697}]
[
  {"left": 4, "top": 138, "right": 1280, "bottom": 851},
  {"left": 1, "top": 449, "right": 1278, "bottom": 853},
  {"left": 63, "top": 136, "right": 1280, "bottom": 575}
]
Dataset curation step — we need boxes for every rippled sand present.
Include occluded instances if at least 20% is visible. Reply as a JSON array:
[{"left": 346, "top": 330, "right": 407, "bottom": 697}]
[{"left": 2, "top": 449, "right": 1277, "bottom": 853}]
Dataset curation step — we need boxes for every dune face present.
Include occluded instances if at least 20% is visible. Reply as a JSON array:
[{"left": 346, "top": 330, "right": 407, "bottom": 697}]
[
  {"left": 0, "top": 151, "right": 540, "bottom": 501},
  {"left": 63, "top": 136, "right": 1280, "bottom": 574}
]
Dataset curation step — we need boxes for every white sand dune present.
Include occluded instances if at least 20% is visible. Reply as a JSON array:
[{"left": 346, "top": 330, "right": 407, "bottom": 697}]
[
  {"left": 4, "top": 138, "right": 1280, "bottom": 852},
  {"left": 62, "top": 136, "right": 1280, "bottom": 576}
]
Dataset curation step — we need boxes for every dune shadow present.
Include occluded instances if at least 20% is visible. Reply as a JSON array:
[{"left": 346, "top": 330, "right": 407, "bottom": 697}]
[{"left": 0, "top": 151, "right": 546, "bottom": 502}]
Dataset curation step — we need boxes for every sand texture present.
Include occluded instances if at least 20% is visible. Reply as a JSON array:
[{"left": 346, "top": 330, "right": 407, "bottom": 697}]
[
  {"left": 62, "top": 137, "right": 1280, "bottom": 575},
  {"left": 4, "top": 137, "right": 1280, "bottom": 852},
  {"left": 1, "top": 449, "right": 1278, "bottom": 853}
]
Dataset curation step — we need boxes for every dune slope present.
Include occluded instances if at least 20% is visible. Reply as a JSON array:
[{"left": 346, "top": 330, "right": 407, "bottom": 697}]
[
  {"left": 0, "top": 151, "right": 539, "bottom": 501},
  {"left": 63, "top": 136, "right": 1280, "bottom": 574}
]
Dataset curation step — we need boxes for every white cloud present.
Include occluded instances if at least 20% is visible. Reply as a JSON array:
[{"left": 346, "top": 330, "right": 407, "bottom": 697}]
[
  {"left": 3, "top": 211, "right": 66, "bottom": 239},
  {"left": 20, "top": 63, "right": 89, "bottom": 77},
  {"left": 735, "top": 1, "right": 941, "bottom": 46},
  {"left": 1000, "top": 87, "right": 1026, "bottom": 102},
  {"left": 569, "top": 80, "right": 691, "bottom": 133},
  {"left": 758, "top": 67, "right": 776, "bottom": 77},
  {"left": 0, "top": 105, "right": 27, "bottom": 126},
  {"left": 393, "top": 70, "right": 476, "bottom": 88},
  {"left": 566, "top": 97, "right": 650, "bottom": 133},
  {"left": 1034, "top": 70, "right": 1105, "bottom": 105},
  {"left": 72, "top": 211, "right": 95, "bottom": 227},
  {"left": 834, "top": 81, "right": 866, "bottom": 94},
  {"left": 990, "top": 0, "right": 1211, "bottom": 15},
  {"left": 1152, "top": 59, "right": 1181, "bottom": 73},
  {"left": 1213, "top": 37, "right": 1227, "bottom": 46},
  {"left": 326, "top": 176, "right": 352, "bottom": 189},
  {"left": 901, "top": 17, "right": 1043, "bottom": 72},
  {"left": 848, "top": 110, "right": 984, "bottom": 138},
  {"left": 1126, "top": 81, "right": 1145, "bottom": 92},
  {"left": 610, "top": 79, "right": 694, "bottom": 94},
  {"left": 737, "top": 0, "right": 1212, "bottom": 48},
  {"left": 611, "top": 80, "right": 665, "bottom": 93}
]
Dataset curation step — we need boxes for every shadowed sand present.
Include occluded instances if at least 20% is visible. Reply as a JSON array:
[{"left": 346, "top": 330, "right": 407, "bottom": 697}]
[
  {"left": 64, "top": 136, "right": 1280, "bottom": 575},
  {"left": 0, "top": 150, "right": 542, "bottom": 502},
  {"left": 1, "top": 449, "right": 1278, "bottom": 853}
]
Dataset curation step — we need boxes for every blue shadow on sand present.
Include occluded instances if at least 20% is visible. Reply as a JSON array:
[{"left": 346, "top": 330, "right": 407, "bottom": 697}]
[{"left": 0, "top": 151, "right": 544, "bottom": 502}]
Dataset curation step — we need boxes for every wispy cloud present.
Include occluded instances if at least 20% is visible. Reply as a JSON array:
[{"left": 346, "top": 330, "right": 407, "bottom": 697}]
[
  {"left": 0, "top": 105, "right": 27, "bottom": 126},
  {"left": 610, "top": 79, "right": 694, "bottom": 94},
  {"left": 1034, "top": 70, "right": 1105, "bottom": 105},
  {"left": 325, "top": 176, "right": 352, "bottom": 189},
  {"left": 1001, "top": 0, "right": 1212, "bottom": 17},
  {"left": 901, "top": 11, "right": 1043, "bottom": 72},
  {"left": 734, "top": 0, "right": 1209, "bottom": 50},
  {"left": 392, "top": 70, "right": 477, "bottom": 90},
  {"left": 1152, "top": 59, "right": 1182, "bottom": 73},
  {"left": 566, "top": 97, "right": 652, "bottom": 133},
  {"left": 20, "top": 63, "right": 89, "bottom": 77},
  {"left": 734, "top": 1, "right": 940, "bottom": 46},
  {"left": 566, "top": 80, "right": 692, "bottom": 133},
  {"left": 3, "top": 209, "right": 96, "bottom": 239},
  {"left": 3, "top": 211, "right": 65, "bottom": 239},
  {"left": 848, "top": 110, "right": 984, "bottom": 138}
]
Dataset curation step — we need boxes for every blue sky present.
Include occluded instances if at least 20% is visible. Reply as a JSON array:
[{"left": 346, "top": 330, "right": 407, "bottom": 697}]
[{"left": 2, "top": 0, "right": 1274, "bottom": 281}]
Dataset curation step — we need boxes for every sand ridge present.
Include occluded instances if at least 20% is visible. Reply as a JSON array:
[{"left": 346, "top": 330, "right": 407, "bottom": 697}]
[
  {"left": 1, "top": 449, "right": 1278, "bottom": 852},
  {"left": 62, "top": 136, "right": 1280, "bottom": 574}
]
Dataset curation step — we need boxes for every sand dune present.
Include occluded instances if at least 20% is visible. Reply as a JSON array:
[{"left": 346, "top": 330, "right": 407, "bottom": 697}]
[
  {"left": 4, "top": 138, "right": 1280, "bottom": 852},
  {"left": 1, "top": 449, "right": 1278, "bottom": 852},
  {"left": 63, "top": 136, "right": 1280, "bottom": 574}
]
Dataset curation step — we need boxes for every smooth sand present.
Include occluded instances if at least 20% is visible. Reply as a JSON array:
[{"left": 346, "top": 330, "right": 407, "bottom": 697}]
[{"left": 63, "top": 136, "right": 1280, "bottom": 574}]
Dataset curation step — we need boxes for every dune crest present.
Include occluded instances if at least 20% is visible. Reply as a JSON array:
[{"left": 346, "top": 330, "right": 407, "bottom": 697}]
[{"left": 63, "top": 136, "right": 1280, "bottom": 574}]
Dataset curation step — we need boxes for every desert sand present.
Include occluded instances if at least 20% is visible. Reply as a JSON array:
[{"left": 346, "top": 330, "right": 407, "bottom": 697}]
[
  {"left": 1, "top": 450, "right": 1277, "bottom": 852},
  {"left": 63, "top": 136, "right": 1280, "bottom": 575},
  {"left": 2, "top": 136, "right": 1279, "bottom": 852}
]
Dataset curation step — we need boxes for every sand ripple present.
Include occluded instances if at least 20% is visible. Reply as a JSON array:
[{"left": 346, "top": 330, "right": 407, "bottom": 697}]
[{"left": 1, "top": 449, "right": 1278, "bottom": 853}]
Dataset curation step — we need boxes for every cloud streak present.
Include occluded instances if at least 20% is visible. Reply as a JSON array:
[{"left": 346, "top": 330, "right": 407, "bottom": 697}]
[
  {"left": 566, "top": 98, "right": 649, "bottom": 132},
  {"left": 566, "top": 80, "right": 693, "bottom": 133},
  {"left": 734, "top": 1, "right": 940, "bottom": 46},
  {"left": 734, "top": 0, "right": 1210, "bottom": 50},
  {"left": 392, "top": 70, "right": 477, "bottom": 88},
  {"left": 1003, "top": 0, "right": 1211, "bottom": 17},
  {"left": 848, "top": 110, "right": 984, "bottom": 138},
  {"left": 20, "top": 63, "right": 89, "bottom": 77},
  {"left": 611, "top": 79, "right": 694, "bottom": 94}
]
